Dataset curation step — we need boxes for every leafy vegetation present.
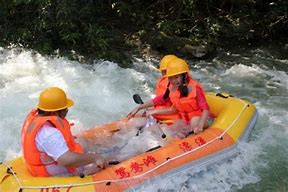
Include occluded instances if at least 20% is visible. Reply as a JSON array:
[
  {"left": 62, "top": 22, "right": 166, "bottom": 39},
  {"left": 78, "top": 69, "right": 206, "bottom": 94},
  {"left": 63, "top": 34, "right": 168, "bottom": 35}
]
[{"left": 0, "top": 0, "right": 287, "bottom": 66}]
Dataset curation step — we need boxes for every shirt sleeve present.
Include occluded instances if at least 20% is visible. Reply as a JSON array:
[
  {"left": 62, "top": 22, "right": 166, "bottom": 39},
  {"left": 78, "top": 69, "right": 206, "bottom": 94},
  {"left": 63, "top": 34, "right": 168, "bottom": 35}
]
[
  {"left": 152, "top": 95, "right": 171, "bottom": 106},
  {"left": 35, "top": 124, "right": 69, "bottom": 161},
  {"left": 196, "top": 86, "right": 209, "bottom": 110}
]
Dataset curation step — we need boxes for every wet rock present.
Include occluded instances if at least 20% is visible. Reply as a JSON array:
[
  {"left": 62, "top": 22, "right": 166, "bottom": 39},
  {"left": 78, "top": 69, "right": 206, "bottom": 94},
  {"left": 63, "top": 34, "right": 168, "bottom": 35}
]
[{"left": 180, "top": 44, "right": 208, "bottom": 58}]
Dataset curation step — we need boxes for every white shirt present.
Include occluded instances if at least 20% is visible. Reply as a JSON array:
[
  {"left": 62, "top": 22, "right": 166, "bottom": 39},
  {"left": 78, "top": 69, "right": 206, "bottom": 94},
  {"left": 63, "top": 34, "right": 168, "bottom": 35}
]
[
  {"left": 34, "top": 122, "right": 75, "bottom": 176},
  {"left": 35, "top": 122, "right": 69, "bottom": 161}
]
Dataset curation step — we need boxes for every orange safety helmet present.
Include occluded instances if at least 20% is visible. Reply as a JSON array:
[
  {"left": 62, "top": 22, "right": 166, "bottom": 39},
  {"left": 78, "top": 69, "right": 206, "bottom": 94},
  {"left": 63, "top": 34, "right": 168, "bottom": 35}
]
[
  {"left": 165, "top": 58, "right": 190, "bottom": 77},
  {"left": 38, "top": 87, "right": 74, "bottom": 111},
  {"left": 159, "top": 55, "right": 178, "bottom": 71}
]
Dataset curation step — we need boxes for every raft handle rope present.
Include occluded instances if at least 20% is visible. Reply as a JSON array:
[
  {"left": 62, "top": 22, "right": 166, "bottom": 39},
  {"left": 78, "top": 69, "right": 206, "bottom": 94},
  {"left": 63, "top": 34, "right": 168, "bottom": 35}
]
[
  {"left": 6, "top": 167, "right": 14, "bottom": 175},
  {"left": 216, "top": 93, "right": 234, "bottom": 98},
  {"left": 145, "top": 145, "right": 162, "bottom": 152},
  {"left": 108, "top": 160, "right": 121, "bottom": 165},
  {"left": 79, "top": 172, "right": 85, "bottom": 178},
  {"left": 2, "top": 162, "right": 23, "bottom": 190},
  {"left": 2, "top": 97, "right": 251, "bottom": 190},
  {"left": 219, "top": 98, "right": 249, "bottom": 138}
]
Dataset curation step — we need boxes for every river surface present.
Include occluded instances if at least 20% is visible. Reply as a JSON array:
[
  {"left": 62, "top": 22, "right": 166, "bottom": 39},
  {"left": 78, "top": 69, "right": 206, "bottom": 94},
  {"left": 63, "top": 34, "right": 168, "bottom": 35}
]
[{"left": 0, "top": 45, "right": 287, "bottom": 191}]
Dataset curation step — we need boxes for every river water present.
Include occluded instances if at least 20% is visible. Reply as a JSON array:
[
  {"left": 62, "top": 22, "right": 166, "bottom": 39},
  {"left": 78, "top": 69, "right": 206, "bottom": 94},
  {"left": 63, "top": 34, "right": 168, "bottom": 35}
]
[{"left": 0, "top": 45, "right": 287, "bottom": 191}]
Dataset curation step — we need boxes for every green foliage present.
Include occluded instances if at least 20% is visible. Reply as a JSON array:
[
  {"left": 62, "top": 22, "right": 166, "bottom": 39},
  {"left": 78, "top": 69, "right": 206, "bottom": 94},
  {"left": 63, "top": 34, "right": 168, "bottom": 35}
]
[{"left": 0, "top": 0, "right": 287, "bottom": 64}]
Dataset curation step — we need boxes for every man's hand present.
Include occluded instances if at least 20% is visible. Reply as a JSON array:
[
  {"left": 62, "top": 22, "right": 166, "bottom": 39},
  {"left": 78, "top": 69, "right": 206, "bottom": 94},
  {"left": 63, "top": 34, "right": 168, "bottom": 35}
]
[{"left": 94, "top": 155, "right": 107, "bottom": 169}]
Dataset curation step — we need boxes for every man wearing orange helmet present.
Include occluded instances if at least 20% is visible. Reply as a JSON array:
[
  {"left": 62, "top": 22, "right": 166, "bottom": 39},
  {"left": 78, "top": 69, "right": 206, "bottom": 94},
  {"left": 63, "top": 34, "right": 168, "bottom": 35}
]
[
  {"left": 127, "top": 58, "right": 210, "bottom": 137},
  {"left": 21, "top": 87, "right": 107, "bottom": 177}
]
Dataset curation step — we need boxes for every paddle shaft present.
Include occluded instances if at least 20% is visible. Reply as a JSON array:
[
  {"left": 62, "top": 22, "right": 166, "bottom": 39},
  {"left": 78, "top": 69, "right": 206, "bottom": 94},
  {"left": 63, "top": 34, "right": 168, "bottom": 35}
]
[{"left": 133, "top": 94, "right": 166, "bottom": 139}]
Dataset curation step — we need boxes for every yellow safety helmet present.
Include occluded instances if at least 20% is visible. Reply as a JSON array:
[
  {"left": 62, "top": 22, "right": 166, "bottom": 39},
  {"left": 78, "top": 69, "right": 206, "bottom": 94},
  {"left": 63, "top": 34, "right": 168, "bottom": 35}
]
[
  {"left": 159, "top": 55, "right": 178, "bottom": 71},
  {"left": 166, "top": 58, "right": 190, "bottom": 77},
  {"left": 38, "top": 87, "right": 74, "bottom": 111}
]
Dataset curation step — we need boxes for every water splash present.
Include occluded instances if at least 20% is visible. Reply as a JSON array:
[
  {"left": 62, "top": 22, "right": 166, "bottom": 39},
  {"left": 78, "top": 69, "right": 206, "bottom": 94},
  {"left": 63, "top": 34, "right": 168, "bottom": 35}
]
[{"left": 1, "top": 47, "right": 288, "bottom": 191}]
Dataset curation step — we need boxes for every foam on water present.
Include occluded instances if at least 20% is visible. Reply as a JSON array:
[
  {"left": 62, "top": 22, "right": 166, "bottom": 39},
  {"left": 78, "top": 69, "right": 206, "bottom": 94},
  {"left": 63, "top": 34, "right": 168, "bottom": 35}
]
[
  {"left": 0, "top": 48, "right": 158, "bottom": 160},
  {"left": 0, "top": 47, "right": 288, "bottom": 191}
]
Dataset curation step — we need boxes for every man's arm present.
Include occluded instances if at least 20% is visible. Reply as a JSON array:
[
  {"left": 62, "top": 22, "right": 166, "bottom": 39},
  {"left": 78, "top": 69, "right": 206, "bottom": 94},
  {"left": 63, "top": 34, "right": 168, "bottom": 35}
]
[{"left": 57, "top": 151, "right": 106, "bottom": 169}]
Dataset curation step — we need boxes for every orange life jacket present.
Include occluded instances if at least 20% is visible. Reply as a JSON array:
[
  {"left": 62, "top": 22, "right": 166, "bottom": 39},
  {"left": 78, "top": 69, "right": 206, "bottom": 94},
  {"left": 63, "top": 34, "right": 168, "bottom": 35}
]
[
  {"left": 169, "top": 78, "right": 205, "bottom": 123},
  {"left": 21, "top": 109, "right": 83, "bottom": 177},
  {"left": 155, "top": 77, "right": 169, "bottom": 96},
  {"left": 154, "top": 77, "right": 180, "bottom": 122}
]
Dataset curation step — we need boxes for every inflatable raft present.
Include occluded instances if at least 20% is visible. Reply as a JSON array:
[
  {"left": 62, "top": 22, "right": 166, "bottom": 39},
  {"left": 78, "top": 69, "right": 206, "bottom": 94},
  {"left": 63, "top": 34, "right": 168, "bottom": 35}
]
[{"left": 0, "top": 92, "right": 258, "bottom": 192}]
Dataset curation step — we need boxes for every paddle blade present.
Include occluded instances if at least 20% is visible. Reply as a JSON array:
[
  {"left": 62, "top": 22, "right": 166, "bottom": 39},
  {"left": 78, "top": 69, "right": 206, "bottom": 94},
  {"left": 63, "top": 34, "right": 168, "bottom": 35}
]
[{"left": 133, "top": 94, "right": 144, "bottom": 104}]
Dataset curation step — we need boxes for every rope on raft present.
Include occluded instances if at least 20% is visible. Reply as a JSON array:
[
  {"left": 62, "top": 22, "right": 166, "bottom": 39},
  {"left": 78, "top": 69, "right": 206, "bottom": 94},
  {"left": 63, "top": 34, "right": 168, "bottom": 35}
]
[{"left": 2, "top": 99, "right": 250, "bottom": 190}]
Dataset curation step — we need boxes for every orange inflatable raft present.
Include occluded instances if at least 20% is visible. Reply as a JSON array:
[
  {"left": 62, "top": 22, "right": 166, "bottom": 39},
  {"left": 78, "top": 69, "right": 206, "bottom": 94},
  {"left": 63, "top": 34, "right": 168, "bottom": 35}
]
[{"left": 0, "top": 92, "right": 258, "bottom": 192}]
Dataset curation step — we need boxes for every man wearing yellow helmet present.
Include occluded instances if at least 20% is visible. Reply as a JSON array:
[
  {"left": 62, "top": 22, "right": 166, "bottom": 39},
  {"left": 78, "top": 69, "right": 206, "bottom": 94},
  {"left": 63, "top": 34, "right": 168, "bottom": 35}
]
[
  {"left": 21, "top": 87, "right": 107, "bottom": 177},
  {"left": 127, "top": 58, "right": 210, "bottom": 137}
]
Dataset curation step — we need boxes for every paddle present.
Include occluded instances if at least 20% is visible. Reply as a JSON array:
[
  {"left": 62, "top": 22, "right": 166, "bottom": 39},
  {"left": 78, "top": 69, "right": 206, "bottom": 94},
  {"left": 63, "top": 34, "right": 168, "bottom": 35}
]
[
  {"left": 132, "top": 94, "right": 166, "bottom": 139},
  {"left": 132, "top": 94, "right": 144, "bottom": 105}
]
